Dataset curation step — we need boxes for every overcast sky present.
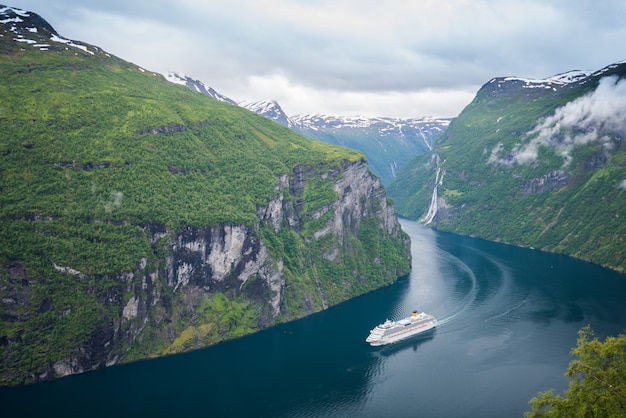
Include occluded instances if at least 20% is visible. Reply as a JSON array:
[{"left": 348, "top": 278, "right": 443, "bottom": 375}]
[{"left": 10, "top": 0, "right": 626, "bottom": 118}]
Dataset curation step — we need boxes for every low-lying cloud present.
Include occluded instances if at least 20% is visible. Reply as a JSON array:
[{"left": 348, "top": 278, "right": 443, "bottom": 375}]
[
  {"left": 104, "top": 191, "right": 123, "bottom": 213},
  {"left": 489, "top": 75, "right": 626, "bottom": 167}
]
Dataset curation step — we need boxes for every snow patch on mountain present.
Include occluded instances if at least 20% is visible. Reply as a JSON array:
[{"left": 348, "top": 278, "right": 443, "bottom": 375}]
[
  {"left": 498, "top": 70, "right": 592, "bottom": 86},
  {"left": 165, "top": 73, "right": 237, "bottom": 105},
  {"left": 239, "top": 100, "right": 295, "bottom": 128},
  {"left": 165, "top": 73, "right": 189, "bottom": 86},
  {"left": 50, "top": 34, "right": 93, "bottom": 55},
  {"left": 1, "top": 5, "right": 97, "bottom": 55},
  {"left": 488, "top": 69, "right": 595, "bottom": 93}
]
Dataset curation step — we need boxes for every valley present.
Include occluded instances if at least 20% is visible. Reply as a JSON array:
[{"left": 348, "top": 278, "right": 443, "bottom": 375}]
[{"left": 1, "top": 2, "right": 625, "bottom": 399}]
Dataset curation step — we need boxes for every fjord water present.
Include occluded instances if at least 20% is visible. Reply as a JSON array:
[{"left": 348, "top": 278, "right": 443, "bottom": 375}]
[{"left": 3, "top": 219, "right": 626, "bottom": 417}]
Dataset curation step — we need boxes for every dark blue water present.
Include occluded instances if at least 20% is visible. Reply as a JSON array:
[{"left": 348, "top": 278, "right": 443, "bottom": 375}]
[{"left": 2, "top": 219, "right": 626, "bottom": 417}]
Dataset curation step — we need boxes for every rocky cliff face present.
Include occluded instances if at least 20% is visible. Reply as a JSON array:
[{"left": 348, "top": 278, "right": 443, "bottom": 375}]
[{"left": 1, "top": 159, "right": 410, "bottom": 385}]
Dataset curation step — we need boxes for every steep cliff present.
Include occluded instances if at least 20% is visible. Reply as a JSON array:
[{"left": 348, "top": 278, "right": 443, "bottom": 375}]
[{"left": 0, "top": 6, "right": 410, "bottom": 386}]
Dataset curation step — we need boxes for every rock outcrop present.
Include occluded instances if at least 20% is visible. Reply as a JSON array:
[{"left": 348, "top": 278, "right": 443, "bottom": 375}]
[{"left": 1, "top": 159, "right": 410, "bottom": 385}]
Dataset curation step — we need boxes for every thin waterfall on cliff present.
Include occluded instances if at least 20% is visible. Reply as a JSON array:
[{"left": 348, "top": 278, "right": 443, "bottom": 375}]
[{"left": 421, "top": 155, "right": 444, "bottom": 225}]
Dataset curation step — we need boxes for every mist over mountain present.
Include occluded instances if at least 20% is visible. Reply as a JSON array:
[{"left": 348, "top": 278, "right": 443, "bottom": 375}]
[{"left": 389, "top": 61, "right": 626, "bottom": 272}]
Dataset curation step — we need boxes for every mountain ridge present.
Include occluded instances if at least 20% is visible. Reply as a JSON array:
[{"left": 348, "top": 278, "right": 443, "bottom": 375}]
[
  {"left": 162, "top": 75, "right": 451, "bottom": 185},
  {"left": 0, "top": 4, "right": 411, "bottom": 386},
  {"left": 166, "top": 72, "right": 238, "bottom": 105},
  {"left": 389, "top": 60, "right": 626, "bottom": 272}
]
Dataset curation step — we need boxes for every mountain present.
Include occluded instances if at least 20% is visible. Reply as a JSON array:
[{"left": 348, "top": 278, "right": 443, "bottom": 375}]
[
  {"left": 164, "top": 76, "right": 451, "bottom": 186},
  {"left": 239, "top": 99, "right": 295, "bottom": 128},
  {"left": 389, "top": 61, "right": 626, "bottom": 272},
  {"left": 0, "top": 5, "right": 411, "bottom": 386},
  {"left": 166, "top": 72, "right": 237, "bottom": 105},
  {"left": 291, "top": 115, "right": 451, "bottom": 186},
  {"left": 234, "top": 103, "right": 452, "bottom": 186}
]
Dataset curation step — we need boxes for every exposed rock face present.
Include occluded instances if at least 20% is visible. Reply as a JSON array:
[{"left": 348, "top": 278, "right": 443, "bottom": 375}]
[
  {"left": 522, "top": 170, "right": 570, "bottom": 194},
  {"left": 1, "top": 159, "right": 410, "bottom": 385},
  {"left": 166, "top": 223, "right": 284, "bottom": 316}
]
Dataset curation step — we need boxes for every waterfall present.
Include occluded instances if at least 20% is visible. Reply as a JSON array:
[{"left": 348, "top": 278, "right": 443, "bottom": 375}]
[{"left": 421, "top": 154, "right": 444, "bottom": 225}]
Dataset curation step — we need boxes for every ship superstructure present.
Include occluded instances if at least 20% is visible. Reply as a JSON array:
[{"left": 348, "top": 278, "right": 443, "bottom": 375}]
[{"left": 366, "top": 311, "right": 436, "bottom": 346}]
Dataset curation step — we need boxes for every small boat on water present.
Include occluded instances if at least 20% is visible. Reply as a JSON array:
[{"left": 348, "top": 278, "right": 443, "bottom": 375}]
[{"left": 366, "top": 310, "right": 437, "bottom": 346}]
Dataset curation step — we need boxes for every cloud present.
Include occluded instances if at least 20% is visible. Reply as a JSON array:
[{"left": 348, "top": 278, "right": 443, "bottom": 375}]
[
  {"left": 489, "top": 75, "right": 626, "bottom": 167},
  {"left": 12, "top": 0, "right": 626, "bottom": 117},
  {"left": 240, "top": 72, "right": 476, "bottom": 117},
  {"left": 621, "top": 180, "right": 626, "bottom": 191},
  {"left": 104, "top": 191, "right": 124, "bottom": 213}
]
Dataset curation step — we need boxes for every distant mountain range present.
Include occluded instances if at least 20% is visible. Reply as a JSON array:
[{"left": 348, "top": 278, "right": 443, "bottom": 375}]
[
  {"left": 388, "top": 60, "right": 626, "bottom": 272},
  {"left": 289, "top": 113, "right": 451, "bottom": 186},
  {"left": 166, "top": 74, "right": 451, "bottom": 185}
]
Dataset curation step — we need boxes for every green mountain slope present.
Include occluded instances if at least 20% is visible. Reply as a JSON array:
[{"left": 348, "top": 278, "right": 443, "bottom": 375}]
[
  {"left": 389, "top": 62, "right": 626, "bottom": 272},
  {"left": 291, "top": 115, "right": 451, "bottom": 186},
  {"left": 236, "top": 100, "right": 451, "bottom": 186},
  {"left": 0, "top": 6, "right": 410, "bottom": 386}
]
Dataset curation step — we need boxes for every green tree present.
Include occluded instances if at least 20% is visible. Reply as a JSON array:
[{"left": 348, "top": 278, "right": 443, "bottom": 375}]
[{"left": 526, "top": 326, "right": 626, "bottom": 417}]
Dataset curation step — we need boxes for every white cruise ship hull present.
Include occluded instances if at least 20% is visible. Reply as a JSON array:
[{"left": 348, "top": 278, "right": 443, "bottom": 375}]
[{"left": 366, "top": 311, "right": 437, "bottom": 346}]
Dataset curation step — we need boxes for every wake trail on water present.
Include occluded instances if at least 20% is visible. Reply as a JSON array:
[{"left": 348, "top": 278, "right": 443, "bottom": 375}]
[
  {"left": 424, "top": 246, "right": 521, "bottom": 330},
  {"left": 439, "top": 253, "right": 479, "bottom": 327},
  {"left": 395, "top": 248, "right": 479, "bottom": 329},
  {"left": 393, "top": 219, "right": 527, "bottom": 334}
]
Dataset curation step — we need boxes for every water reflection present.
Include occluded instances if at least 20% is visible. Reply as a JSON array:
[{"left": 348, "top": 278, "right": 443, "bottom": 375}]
[{"left": 375, "top": 328, "right": 437, "bottom": 357}]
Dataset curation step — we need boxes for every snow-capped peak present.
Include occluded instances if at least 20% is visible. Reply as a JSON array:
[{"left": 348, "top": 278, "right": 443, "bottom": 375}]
[
  {"left": 165, "top": 72, "right": 237, "bottom": 105},
  {"left": 239, "top": 100, "right": 294, "bottom": 128},
  {"left": 165, "top": 72, "right": 189, "bottom": 86},
  {"left": 291, "top": 114, "right": 451, "bottom": 132},
  {"left": 497, "top": 69, "right": 592, "bottom": 86},
  {"left": 487, "top": 68, "right": 597, "bottom": 93},
  {"left": 0, "top": 5, "right": 29, "bottom": 19},
  {"left": 1, "top": 5, "right": 96, "bottom": 55},
  {"left": 239, "top": 99, "right": 281, "bottom": 114},
  {"left": 547, "top": 70, "right": 593, "bottom": 84}
]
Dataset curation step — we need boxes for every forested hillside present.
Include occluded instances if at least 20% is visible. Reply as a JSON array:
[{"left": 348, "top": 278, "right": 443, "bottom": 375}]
[
  {"left": 0, "top": 6, "right": 411, "bottom": 386},
  {"left": 389, "top": 62, "right": 626, "bottom": 272}
]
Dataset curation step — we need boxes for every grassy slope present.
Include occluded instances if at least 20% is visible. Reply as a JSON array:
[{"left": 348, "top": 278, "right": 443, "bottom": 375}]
[
  {"left": 0, "top": 37, "right": 409, "bottom": 385},
  {"left": 0, "top": 46, "right": 362, "bottom": 226}
]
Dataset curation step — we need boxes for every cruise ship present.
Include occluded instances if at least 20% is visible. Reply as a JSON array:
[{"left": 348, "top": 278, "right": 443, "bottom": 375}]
[{"left": 366, "top": 311, "right": 437, "bottom": 346}]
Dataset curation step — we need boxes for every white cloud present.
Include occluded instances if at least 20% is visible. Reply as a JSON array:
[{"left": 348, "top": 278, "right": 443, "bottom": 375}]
[
  {"left": 620, "top": 180, "right": 626, "bottom": 191},
  {"left": 11, "top": 0, "right": 626, "bottom": 117},
  {"left": 234, "top": 72, "right": 476, "bottom": 117},
  {"left": 490, "top": 75, "right": 626, "bottom": 167},
  {"left": 104, "top": 191, "right": 123, "bottom": 213}
]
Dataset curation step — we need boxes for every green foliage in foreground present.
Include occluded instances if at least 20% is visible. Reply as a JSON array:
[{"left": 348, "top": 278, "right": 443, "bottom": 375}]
[{"left": 526, "top": 326, "right": 626, "bottom": 417}]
